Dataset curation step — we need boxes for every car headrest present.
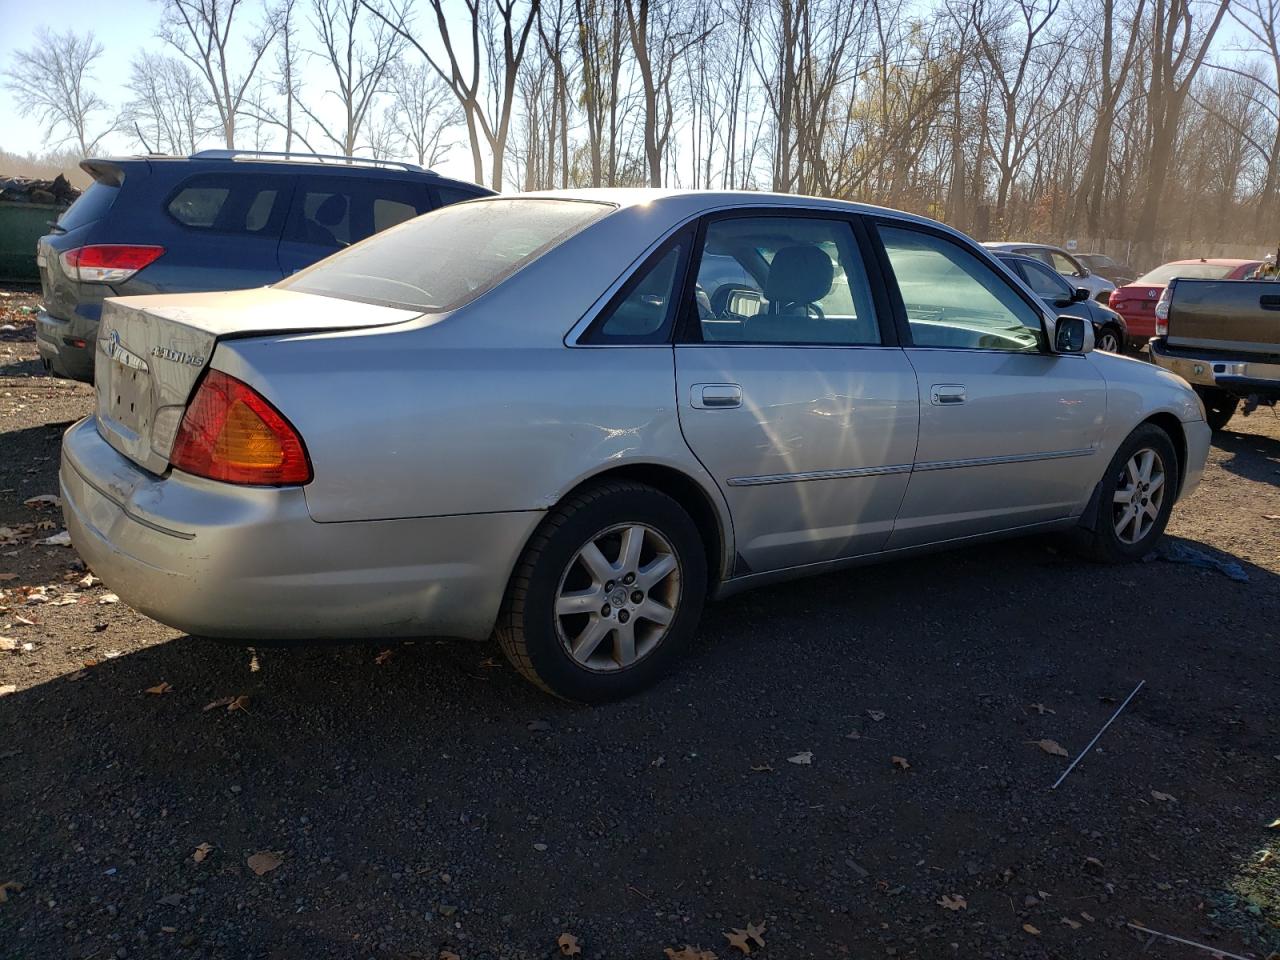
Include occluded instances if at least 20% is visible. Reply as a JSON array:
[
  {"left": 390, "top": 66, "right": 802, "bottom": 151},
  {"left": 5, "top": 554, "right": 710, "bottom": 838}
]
[
  {"left": 315, "top": 193, "right": 348, "bottom": 226},
  {"left": 763, "top": 245, "right": 833, "bottom": 305}
]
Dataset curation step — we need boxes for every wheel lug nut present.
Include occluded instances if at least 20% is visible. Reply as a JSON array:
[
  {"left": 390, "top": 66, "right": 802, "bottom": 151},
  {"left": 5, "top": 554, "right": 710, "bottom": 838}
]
[
  {"left": 605, "top": 580, "right": 615, "bottom": 591},
  {"left": 623, "top": 573, "right": 636, "bottom": 585},
  {"left": 600, "top": 604, "right": 611, "bottom": 617},
  {"left": 618, "top": 610, "right": 630, "bottom": 623},
  {"left": 631, "top": 591, "right": 644, "bottom": 604}
]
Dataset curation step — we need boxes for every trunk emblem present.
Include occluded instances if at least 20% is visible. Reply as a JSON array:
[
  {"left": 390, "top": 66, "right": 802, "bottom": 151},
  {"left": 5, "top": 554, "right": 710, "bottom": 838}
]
[
  {"left": 1147, "top": 289, "right": 1158, "bottom": 299},
  {"left": 99, "top": 330, "right": 149, "bottom": 372}
]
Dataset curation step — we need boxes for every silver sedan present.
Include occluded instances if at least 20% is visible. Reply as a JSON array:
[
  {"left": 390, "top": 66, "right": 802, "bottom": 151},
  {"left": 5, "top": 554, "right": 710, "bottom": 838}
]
[{"left": 61, "top": 190, "right": 1210, "bottom": 700}]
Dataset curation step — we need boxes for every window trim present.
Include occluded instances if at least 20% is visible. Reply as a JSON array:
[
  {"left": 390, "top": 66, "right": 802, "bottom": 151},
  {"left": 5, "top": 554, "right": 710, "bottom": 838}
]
[
  {"left": 163, "top": 172, "right": 296, "bottom": 238},
  {"left": 579, "top": 227, "right": 695, "bottom": 345},
  {"left": 673, "top": 207, "right": 895, "bottom": 349},
  {"left": 868, "top": 216, "right": 1057, "bottom": 356}
]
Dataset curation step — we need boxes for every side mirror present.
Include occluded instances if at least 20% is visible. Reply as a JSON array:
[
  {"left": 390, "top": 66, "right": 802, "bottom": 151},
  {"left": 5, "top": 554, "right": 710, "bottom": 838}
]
[
  {"left": 1072, "top": 287, "right": 1090, "bottom": 302},
  {"left": 1051, "top": 315, "right": 1094, "bottom": 354}
]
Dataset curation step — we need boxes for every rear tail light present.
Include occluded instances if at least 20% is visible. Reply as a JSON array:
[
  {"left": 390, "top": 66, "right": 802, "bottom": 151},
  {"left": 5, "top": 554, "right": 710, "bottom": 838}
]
[
  {"left": 169, "top": 370, "right": 312, "bottom": 485},
  {"left": 1154, "top": 287, "right": 1172, "bottom": 335},
  {"left": 59, "top": 244, "right": 164, "bottom": 283}
]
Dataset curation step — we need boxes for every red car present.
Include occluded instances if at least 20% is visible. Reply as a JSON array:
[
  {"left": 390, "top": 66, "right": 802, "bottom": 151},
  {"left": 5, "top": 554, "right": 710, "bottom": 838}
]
[{"left": 1109, "top": 258, "right": 1262, "bottom": 342}]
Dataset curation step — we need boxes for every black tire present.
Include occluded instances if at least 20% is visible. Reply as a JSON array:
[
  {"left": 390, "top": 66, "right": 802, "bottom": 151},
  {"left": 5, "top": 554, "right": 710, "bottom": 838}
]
[
  {"left": 1096, "top": 325, "right": 1123, "bottom": 353},
  {"left": 1078, "top": 423, "right": 1179, "bottom": 562},
  {"left": 496, "top": 480, "right": 708, "bottom": 702},
  {"left": 1195, "top": 387, "right": 1238, "bottom": 433}
]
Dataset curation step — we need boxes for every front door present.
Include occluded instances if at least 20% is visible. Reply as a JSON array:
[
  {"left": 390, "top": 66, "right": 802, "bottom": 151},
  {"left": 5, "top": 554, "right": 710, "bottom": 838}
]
[
  {"left": 673, "top": 212, "right": 919, "bottom": 574},
  {"left": 872, "top": 222, "right": 1106, "bottom": 549}
]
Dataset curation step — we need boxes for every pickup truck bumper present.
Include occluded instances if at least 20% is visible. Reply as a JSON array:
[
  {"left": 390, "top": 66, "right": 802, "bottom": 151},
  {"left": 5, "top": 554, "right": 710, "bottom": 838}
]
[{"left": 1149, "top": 338, "right": 1280, "bottom": 397}]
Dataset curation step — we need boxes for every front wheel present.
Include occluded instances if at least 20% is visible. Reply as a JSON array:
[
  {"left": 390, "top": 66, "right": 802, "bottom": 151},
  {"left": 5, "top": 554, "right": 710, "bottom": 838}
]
[
  {"left": 1096, "top": 325, "right": 1122, "bottom": 353},
  {"left": 496, "top": 481, "right": 707, "bottom": 701},
  {"left": 1194, "top": 387, "right": 1238, "bottom": 432},
  {"left": 1079, "top": 424, "right": 1178, "bottom": 562}
]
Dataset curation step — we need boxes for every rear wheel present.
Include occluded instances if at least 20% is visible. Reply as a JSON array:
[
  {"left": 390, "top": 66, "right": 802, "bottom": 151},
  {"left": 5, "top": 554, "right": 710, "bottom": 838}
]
[
  {"left": 1195, "top": 387, "right": 1238, "bottom": 432},
  {"left": 496, "top": 481, "right": 707, "bottom": 701},
  {"left": 1079, "top": 423, "right": 1178, "bottom": 562}
]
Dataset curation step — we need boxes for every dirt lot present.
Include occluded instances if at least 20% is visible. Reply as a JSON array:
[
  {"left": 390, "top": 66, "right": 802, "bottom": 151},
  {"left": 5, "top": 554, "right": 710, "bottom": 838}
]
[{"left": 0, "top": 283, "right": 1277, "bottom": 960}]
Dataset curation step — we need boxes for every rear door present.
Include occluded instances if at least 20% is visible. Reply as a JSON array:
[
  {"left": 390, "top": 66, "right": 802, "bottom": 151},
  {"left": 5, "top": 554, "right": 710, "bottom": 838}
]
[
  {"left": 672, "top": 210, "right": 919, "bottom": 574},
  {"left": 153, "top": 171, "right": 294, "bottom": 292},
  {"left": 277, "top": 176, "right": 438, "bottom": 275},
  {"left": 873, "top": 220, "right": 1106, "bottom": 549}
]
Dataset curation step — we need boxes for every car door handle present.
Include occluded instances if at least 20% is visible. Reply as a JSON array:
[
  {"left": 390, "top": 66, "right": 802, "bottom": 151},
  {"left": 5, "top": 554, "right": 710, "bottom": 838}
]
[
  {"left": 692, "top": 383, "right": 743, "bottom": 409},
  {"left": 930, "top": 384, "right": 967, "bottom": 405}
]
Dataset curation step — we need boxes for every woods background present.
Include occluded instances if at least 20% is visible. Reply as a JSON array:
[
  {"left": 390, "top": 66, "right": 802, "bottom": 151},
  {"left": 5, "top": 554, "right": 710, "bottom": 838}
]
[{"left": 3, "top": 0, "right": 1279, "bottom": 267}]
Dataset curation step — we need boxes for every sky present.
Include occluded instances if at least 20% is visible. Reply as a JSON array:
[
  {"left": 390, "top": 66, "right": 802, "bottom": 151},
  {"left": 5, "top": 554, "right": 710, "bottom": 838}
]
[{"left": 0, "top": 0, "right": 481, "bottom": 182}]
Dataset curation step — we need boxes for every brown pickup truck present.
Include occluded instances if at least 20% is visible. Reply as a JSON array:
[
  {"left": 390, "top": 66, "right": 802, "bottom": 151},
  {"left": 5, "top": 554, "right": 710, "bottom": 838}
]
[{"left": 1149, "top": 276, "right": 1280, "bottom": 431}]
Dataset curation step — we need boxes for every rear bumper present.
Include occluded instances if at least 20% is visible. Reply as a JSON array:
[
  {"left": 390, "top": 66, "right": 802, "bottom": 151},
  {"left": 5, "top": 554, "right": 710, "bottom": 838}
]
[
  {"left": 36, "top": 307, "right": 98, "bottom": 381},
  {"left": 60, "top": 418, "right": 541, "bottom": 640},
  {"left": 1149, "top": 338, "right": 1280, "bottom": 396}
]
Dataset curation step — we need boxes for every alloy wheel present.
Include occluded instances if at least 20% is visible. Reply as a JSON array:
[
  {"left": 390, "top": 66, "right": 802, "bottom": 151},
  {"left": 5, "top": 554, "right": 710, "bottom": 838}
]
[
  {"left": 1098, "top": 330, "right": 1120, "bottom": 352},
  {"left": 1112, "top": 447, "right": 1166, "bottom": 544},
  {"left": 554, "top": 522, "right": 682, "bottom": 672}
]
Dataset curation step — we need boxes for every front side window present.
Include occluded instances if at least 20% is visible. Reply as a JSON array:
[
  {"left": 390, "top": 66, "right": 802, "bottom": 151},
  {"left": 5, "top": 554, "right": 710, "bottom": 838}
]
[
  {"left": 279, "top": 198, "right": 612, "bottom": 311},
  {"left": 1020, "top": 259, "right": 1073, "bottom": 301},
  {"left": 166, "top": 174, "right": 288, "bottom": 234},
  {"left": 880, "top": 225, "right": 1043, "bottom": 353},
  {"left": 1050, "top": 250, "right": 1084, "bottom": 276},
  {"left": 688, "top": 215, "right": 879, "bottom": 345}
]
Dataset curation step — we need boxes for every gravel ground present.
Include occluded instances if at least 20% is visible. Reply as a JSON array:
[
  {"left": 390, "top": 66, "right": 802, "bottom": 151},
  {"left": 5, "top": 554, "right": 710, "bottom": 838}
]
[{"left": 1, "top": 283, "right": 1278, "bottom": 960}]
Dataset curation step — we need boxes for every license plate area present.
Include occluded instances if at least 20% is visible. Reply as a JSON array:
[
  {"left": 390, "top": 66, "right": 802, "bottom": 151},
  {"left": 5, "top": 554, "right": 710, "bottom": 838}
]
[{"left": 98, "top": 357, "right": 152, "bottom": 440}]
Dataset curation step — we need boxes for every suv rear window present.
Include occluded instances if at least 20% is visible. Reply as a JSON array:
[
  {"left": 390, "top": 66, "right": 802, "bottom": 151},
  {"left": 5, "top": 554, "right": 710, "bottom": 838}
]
[
  {"left": 167, "top": 173, "right": 290, "bottom": 234},
  {"left": 56, "top": 181, "right": 118, "bottom": 232},
  {"left": 279, "top": 198, "right": 612, "bottom": 311}
]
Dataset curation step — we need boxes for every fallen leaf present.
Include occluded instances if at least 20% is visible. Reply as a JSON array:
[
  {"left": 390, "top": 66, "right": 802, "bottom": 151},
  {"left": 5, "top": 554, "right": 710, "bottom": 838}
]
[
  {"left": 1031, "top": 739, "right": 1069, "bottom": 757},
  {"left": 0, "top": 880, "right": 23, "bottom": 903},
  {"left": 0, "top": 684, "right": 15, "bottom": 696},
  {"left": 1259, "top": 850, "right": 1274, "bottom": 866},
  {"left": 1080, "top": 911, "right": 1095, "bottom": 922},
  {"left": 23, "top": 494, "right": 60, "bottom": 508},
  {"left": 1029, "top": 703, "right": 1056, "bottom": 715},
  {"left": 867, "top": 709, "right": 886, "bottom": 721},
  {"left": 0, "top": 637, "right": 15, "bottom": 651},
  {"left": 78, "top": 573, "right": 100, "bottom": 589},
  {"left": 1150, "top": 790, "right": 1176, "bottom": 803},
  {"left": 375, "top": 648, "right": 394, "bottom": 665},
  {"left": 665, "top": 948, "right": 716, "bottom": 960},
  {"left": 744, "top": 922, "right": 766, "bottom": 948},
  {"left": 439, "top": 951, "right": 460, "bottom": 960},
  {"left": 246, "top": 851, "right": 282, "bottom": 876},
  {"left": 146, "top": 682, "right": 172, "bottom": 695},
  {"left": 37, "top": 531, "right": 71, "bottom": 547},
  {"left": 1061, "top": 916, "right": 1081, "bottom": 929},
  {"left": 724, "top": 929, "right": 752, "bottom": 955},
  {"left": 1023, "top": 923, "right": 1041, "bottom": 936},
  {"left": 787, "top": 751, "right": 813, "bottom": 765},
  {"left": 845, "top": 730, "right": 861, "bottom": 739},
  {"left": 750, "top": 764, "right": 773, "bottom": 772},
  {"left": 227, "top": 695, "right": 250, "bottom": 713},
  {"left": 891, "top": 755, "right": 910, "bottom": 770},
  {"left": 0, "top": 573, "right": 16, "bottom": 581},
  {"left": 193, "top": 842, "right": 213, "bottom": 863},
  {"left": 203, "top": 697, "right": 234, "bottom": 712},
  {"left": 1083, "top": 856, "right": 1105, "bottom": 874},
  {"left": 938, "top": 894, "right": 967, "bottom": 910},
  {"left": 556, "top": 931, "right": 582, "bottom": 956},
  {"left": 1268, "top": 818, "right": 1280, "bottom": 829},
  {"left": 98, "top": 593, "right": 119, "bottom": 605}
]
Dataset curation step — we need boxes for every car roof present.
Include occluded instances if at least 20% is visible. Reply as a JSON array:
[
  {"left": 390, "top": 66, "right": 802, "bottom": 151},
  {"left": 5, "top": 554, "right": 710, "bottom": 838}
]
[
  {"left": 982, "top": 241, "right": 1069, "bottom": 252},
  {"left": 1159, "top": 258, "right": 1259, "bottom": 267}
]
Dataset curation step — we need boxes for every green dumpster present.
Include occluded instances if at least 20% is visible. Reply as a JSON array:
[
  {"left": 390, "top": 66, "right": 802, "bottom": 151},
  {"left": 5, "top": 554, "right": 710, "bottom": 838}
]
[{"left": 0, "top": 201, "right": 64, "bottom": 283}]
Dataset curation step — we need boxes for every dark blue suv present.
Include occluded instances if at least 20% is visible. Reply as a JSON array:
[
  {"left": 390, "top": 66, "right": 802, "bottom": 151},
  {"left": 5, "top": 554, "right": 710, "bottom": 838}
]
[{"left": 36, "top": 150, "right": 492, "bottom": 381}]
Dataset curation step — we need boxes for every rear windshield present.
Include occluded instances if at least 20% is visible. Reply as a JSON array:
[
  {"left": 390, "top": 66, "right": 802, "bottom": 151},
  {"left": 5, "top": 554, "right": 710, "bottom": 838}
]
[
  {"left": 1136, "top": 262, "right": 1236, "bottom": 284},
  {"left": 279, "top": 197, "right": 613, "bottom": 311},
  {"left": 56, "top": 181, "right": 118, "bottom": 232}
]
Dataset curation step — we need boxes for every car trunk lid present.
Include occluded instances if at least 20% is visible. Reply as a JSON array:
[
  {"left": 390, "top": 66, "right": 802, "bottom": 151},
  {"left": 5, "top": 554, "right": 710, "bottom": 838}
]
[{"left": 95, "top": 287, "right": 421, "bottom": 475}]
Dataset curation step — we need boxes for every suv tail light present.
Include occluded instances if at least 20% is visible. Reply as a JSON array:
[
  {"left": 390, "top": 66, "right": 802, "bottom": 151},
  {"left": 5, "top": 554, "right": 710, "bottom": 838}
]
[
  {"left": 170, "top": 370, "right": 312, "bottom": 485},
  {"left": 59, "top": 244, "right": 164, "bottom": 283},
  {"left": 1154, "top": 286, "right": 1172, "bottom": 336}
]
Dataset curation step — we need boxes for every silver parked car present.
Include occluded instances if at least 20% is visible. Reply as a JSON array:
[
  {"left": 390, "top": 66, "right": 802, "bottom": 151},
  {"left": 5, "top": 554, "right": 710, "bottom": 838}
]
[
  {"left": 61, "top": 190, "right": 1210, "bottom": 701},
  {"left": 983, "top": 242, "right": 1117, "bottom": 303}
]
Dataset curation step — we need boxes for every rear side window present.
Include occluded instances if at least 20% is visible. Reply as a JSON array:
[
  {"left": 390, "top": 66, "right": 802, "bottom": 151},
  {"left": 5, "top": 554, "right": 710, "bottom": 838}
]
[
  {"left": 280, "top": 197, "right": 612, "bottom": 311},
  {"left": 56, "top": 181, "right": 118, "bottom": 231},
  {"left": 284, "top": 177, "right": 437, "bottom": 251},
  {"left": 167, "top": 173, "right": 290, "bottom": 235},
  {"left": 436, "top": 185, "right": 483, "bottom": 206}
]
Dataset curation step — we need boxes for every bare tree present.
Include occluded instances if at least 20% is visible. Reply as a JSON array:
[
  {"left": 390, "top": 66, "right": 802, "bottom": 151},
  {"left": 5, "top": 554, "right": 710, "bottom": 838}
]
[
  {"left": 2, "top": 28, "right": 114, "bottom": 157},
  {"left": 300, "top": 0, "right": 404, "bottom": 155},
  {"left": 122, "top": 51, "right": 214, "bottom": 154},
  {"left": 274, "top": 0, "right": 304, "bottom": 151},
  {"left": 384, "top": 62, "right": 461, "bottom": 167},
  {"left": 158, "top": 0, "right": 280, "bottom": 149},
  {"left": 1219, "top": 0, "right": 1280, "bottom": 230}
]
